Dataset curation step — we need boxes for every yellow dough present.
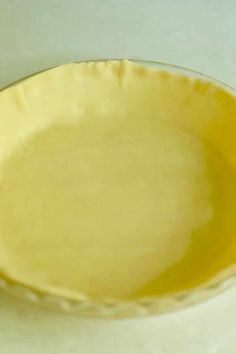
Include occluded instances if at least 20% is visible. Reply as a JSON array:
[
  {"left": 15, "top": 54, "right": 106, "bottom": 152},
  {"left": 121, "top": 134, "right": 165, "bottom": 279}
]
[{"left": 0, "top": 60, "right": 236, "bottom": 301}]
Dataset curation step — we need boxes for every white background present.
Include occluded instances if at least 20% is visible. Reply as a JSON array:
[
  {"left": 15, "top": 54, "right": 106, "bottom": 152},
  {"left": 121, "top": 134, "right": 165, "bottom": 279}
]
[{"left": 0, "top": 1, "right": 236, "bottom": 353}]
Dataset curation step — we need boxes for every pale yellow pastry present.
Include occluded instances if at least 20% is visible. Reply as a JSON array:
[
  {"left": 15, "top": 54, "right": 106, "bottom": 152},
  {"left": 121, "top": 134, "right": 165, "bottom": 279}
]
[{"left": 0, "top": 60, "right": 236, "bottom": 307}]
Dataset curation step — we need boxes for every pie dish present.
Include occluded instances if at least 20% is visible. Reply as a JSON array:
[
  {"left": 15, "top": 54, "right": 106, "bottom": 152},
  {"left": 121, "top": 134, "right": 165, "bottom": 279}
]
[{"left": 0, "top": 60, "right": 236, "bottom": 317}]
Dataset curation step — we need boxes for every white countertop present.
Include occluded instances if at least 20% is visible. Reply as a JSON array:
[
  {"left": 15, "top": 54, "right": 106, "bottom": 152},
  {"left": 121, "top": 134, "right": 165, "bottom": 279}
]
[{"left": 0, "top": 1, "right": 236, "bottom": 353}]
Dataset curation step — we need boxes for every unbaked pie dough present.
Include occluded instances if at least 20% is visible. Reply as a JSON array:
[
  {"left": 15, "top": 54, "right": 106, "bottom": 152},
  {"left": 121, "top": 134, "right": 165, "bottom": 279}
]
[{"left": 0, "top": 60, "right": 236, "bottom": 301}]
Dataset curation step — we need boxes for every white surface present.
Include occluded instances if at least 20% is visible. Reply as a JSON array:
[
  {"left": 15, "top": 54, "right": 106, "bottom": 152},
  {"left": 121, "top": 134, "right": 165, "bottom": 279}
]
[{"left": 0, "top": 0, "right": 236, "bottom": 353}]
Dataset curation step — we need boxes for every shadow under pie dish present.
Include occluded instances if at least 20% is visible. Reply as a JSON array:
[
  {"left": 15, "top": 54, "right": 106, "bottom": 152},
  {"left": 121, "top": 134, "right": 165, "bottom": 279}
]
[{"left": 0, "top": 59, "right": 236, "bottom": 317}]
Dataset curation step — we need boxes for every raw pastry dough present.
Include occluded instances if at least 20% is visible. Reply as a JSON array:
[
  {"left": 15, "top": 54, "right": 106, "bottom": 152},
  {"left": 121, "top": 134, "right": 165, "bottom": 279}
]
[{"left": 0, "top": 60, "right": 236, "bottom": 300}]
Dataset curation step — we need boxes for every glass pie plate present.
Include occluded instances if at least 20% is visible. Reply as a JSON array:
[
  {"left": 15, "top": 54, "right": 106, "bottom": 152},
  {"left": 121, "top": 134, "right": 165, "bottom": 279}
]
[{"left": 0, "top": 59, "right": 236, "bottom": 318}]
